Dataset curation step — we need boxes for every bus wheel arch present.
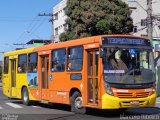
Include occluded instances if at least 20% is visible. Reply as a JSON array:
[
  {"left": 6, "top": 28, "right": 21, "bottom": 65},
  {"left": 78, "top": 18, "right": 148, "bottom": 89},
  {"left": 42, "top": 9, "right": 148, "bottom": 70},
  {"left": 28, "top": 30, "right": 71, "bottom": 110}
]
[
  {"left": 69, "top": 88, "right": 86, "bottom": 114},
  {"left": 21, "top": 86, "right": 30, "bottom": 105}
]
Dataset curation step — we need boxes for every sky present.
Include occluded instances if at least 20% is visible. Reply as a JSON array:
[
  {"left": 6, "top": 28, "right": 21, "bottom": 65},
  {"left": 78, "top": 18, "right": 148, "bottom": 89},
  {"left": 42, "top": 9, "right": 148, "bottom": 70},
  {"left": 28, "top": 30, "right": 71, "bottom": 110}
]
[{"left": 0, "top": 0, "right": 62, "bottom": 60}]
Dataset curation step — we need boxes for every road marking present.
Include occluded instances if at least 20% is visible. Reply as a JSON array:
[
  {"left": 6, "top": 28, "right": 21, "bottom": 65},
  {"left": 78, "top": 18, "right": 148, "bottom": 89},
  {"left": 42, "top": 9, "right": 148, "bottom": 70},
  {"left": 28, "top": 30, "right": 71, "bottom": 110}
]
[
  {"left": 32, "top": 106, "right": 40, "bottom": 108},
  {"left": 6, "top": 103, "right": 22, "bottom": 108},
  {"left": 0, "top": 106, "right": 3, "bottom": 109}
]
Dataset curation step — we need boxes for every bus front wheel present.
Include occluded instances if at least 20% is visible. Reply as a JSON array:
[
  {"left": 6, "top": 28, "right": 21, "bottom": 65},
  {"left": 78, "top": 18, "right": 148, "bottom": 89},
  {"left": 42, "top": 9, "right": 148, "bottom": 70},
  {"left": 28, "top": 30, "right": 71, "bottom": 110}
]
[
  {"left": 70, "top": 91, "right": 86, "bottom": 114},
  {"left": 22, "top": 87, "right": 30, "bottom": 105}
]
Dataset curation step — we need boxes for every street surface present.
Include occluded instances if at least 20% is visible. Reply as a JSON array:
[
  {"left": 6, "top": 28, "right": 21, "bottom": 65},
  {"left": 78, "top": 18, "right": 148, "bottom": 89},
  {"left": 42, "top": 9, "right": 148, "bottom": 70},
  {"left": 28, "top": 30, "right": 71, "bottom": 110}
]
[{"left": 0, "top": 87, "right": 160, "bottom": 120}]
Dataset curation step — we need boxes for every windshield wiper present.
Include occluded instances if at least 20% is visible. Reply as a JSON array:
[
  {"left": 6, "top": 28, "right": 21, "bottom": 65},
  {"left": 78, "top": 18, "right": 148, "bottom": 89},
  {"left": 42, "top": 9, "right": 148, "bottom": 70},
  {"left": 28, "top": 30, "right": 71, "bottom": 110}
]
[{"left": 120, "top": 68, "right": 140, "bottom": 83}]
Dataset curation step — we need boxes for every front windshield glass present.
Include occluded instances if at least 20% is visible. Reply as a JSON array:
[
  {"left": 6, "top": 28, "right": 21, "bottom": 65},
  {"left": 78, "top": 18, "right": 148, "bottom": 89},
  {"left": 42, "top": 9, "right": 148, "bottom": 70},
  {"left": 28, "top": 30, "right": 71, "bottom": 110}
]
[{"left": 103, "top": 48, "right": 155, "bottom": 84}]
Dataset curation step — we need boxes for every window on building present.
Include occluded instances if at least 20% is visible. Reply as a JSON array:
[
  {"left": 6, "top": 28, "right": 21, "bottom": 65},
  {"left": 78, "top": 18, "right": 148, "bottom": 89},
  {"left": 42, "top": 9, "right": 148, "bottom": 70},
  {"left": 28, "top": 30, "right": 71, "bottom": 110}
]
[
  {"left": 141, "top": 34, "right": 148, "bottom": 37},
  {"left": 63, "top": 24, "right": 68, "bottom": 31},
  {"left": 28, "top": 53, "right": 38, "bottom": 73},
  {"left": 141, "top": 19, "right": 147, "bottom": 26},
  {"left": 67, "top": 46, "right": 83, "bottom": 71},
  {"left": 18, "top": 54, "right": 27, "bottom": 73},
  {"left": 55, "top": 28, "right": 58, "bottom": 35},
  {"left": 51, "top": 48, "right": 66, "bottom": 72},
  {"left": 4, "top": 57, "right": 9, "bottom": 74},
  {"left": 54, "top": 13, "right": 58, "bottom": 20},
  {"left": 133, "top": 26, "right": 137, "bottom": 33},
  {"left": 130, "top": 7, "right": 137, "bottom": 10},
  {"left": 63, "top": 7, "right": 67, "bottom": 15}
]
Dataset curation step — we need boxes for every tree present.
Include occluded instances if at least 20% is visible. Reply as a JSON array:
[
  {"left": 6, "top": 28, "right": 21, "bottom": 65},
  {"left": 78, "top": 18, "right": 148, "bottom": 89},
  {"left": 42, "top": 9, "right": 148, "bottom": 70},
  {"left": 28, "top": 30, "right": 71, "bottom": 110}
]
[{"left": 59, "top": 0, "right": 133, "bottom": 41}]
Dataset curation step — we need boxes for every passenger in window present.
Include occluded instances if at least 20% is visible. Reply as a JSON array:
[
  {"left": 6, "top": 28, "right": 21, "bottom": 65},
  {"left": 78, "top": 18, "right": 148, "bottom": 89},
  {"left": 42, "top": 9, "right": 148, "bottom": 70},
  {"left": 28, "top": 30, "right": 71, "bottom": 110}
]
[
  {"left": 68, "top": 55, "right": 74, "bottom": 70},
  {"left": 52, "top": 64, "right": 57, "bottom": 72},
  {"left": 18, "top": 64, "right": 22, "bottom": 72},
  {"left": 33, "top": 66, "right": 37, "bottom": 72},
  {"left": 68, "top": 62, "right": 72, "bottom": 70},
  {"left": 110, "top": 50, "right": 128, "bottom": 72}
]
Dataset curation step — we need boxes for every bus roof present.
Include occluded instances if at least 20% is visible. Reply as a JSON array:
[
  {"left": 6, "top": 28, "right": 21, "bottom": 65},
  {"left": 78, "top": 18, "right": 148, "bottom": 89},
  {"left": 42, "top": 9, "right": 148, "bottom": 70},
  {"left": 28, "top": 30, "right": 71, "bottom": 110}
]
[
  {"left": 4, "top": 47, "right": 35, "bottom": 56},
  {"left": 3, "top": 34, "right": 149, "bottom": 55},
  {"left": 34, "top": 34, "right": 148, "bottom": 52}
]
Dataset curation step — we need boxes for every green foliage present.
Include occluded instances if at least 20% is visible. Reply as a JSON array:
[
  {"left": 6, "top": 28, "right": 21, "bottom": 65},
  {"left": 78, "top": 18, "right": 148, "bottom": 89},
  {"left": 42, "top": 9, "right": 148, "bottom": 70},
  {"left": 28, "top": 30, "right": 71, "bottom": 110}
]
[
  {"left": 59, "top": 32, "right": 74, "bottom": 41},
  {"left": 96, "top": 19, "right": 111, "bottom": 34},
  {"left": 59, "top": 0, "right": 133, "bottom": 41}
]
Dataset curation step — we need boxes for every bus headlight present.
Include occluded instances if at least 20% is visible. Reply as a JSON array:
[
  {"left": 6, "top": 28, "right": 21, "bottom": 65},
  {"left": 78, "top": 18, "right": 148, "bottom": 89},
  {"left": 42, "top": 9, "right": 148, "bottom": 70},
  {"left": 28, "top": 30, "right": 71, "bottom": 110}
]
[{"left": 105, "top": 83, "right": 113, "bottom": 96}]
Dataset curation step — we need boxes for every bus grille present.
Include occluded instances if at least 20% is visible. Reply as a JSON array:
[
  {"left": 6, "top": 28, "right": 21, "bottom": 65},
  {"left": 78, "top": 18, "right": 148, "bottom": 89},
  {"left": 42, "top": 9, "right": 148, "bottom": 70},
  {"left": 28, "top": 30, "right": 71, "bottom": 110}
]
[{"left": 116, "top": 92, "right": 150, "bottom": 98}]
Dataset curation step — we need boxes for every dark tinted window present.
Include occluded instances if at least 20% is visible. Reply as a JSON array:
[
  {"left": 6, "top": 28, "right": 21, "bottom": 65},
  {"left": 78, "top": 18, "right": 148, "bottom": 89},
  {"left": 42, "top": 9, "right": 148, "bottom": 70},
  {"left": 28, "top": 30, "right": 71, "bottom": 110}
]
[
  {"left": 51, "top": 49, "right": 66, "bottom": 72},
  {"left": 18, "top": 54, "right": 27, "bottom": 73},
  {"left": 67, "top": 46, "right": 83, "bottom": 71},
  {"left": 4, "top": 57, "right": 9, "bottom": 74},
  {"left": 28, "top": 53, "right": 37, "bottom": 73}
]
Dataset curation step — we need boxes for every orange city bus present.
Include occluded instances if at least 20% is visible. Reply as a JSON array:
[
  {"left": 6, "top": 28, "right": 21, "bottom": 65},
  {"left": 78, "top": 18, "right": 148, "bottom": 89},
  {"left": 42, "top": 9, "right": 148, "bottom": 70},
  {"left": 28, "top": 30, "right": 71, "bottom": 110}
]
[{"left": 2, "top": 35, "right": 156, "bottom": 113}]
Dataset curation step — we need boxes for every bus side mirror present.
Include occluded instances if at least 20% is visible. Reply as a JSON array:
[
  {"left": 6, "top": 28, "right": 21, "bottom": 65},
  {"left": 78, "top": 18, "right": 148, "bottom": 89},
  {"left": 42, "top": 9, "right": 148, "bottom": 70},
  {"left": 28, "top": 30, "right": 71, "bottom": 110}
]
[{"left": 100, "top": 48, "right": 104, "bottom": 58}]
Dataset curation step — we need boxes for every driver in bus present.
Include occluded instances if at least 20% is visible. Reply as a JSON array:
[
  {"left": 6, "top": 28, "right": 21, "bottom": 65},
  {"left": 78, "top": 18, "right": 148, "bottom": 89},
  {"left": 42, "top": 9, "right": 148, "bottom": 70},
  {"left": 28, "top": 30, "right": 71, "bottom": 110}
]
[{"left": 110, "top": 50, "right": 128, "bottom": 73}]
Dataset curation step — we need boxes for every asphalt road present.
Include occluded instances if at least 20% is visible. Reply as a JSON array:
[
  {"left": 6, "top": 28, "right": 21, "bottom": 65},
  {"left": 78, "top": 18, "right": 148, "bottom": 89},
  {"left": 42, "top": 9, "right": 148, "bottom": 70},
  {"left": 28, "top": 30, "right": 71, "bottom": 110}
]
[{"left": 0, "top": 87, "right": 160, "bottom": 120}]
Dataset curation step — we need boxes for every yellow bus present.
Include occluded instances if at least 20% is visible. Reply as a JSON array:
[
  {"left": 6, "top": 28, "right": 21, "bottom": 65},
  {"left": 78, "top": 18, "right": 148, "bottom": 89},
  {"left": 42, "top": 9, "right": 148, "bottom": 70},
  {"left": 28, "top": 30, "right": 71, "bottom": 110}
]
[{"left": 2, "top": 35, "right": 156, "bottom": 113}]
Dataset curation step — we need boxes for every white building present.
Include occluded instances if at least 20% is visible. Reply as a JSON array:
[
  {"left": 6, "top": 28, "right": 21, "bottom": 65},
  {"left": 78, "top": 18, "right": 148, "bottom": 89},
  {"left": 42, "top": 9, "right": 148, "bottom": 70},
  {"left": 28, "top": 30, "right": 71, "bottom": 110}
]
[
  {"left": 53, "top": 0, "right": 160, "bottom": 42},
  {"left": 124, "top": 0, "right": 160, "bottom": 40},
  {"left": 52, "top": 0, "right": 67, "bottom": 42}
]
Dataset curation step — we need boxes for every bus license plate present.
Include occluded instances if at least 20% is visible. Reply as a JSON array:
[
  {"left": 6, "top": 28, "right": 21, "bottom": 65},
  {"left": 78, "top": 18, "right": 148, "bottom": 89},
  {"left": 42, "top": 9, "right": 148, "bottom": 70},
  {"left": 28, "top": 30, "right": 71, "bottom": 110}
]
[{"left": 130, "top": 100, "right": 140, "bottom": 106}]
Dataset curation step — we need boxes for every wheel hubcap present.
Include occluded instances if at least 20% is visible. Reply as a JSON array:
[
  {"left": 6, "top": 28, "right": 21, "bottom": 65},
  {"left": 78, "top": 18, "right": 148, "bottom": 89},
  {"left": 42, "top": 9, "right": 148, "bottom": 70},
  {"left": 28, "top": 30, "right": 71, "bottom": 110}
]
[
  {"left": 75, "top": 97, "right": 82, "bottom": 109},
  {"left": 23, "top": 91, "right": 28, "bottom": 102}
]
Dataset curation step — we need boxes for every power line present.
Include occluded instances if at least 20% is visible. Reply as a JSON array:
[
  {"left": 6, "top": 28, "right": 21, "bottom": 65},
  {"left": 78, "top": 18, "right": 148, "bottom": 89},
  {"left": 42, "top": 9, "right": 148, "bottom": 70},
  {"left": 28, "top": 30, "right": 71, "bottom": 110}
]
[
  {"left": 14, "top": 1, "right": 60, "bottom": 45},
  {"left": 38, "top": 13, "right": 55, "bottom": 43}
]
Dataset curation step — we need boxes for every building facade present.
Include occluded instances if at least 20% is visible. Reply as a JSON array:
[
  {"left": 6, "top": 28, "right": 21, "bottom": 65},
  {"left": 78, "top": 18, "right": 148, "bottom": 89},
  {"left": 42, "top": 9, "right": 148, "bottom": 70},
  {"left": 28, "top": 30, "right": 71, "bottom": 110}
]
[
  {"left": 52, "top": 0, "right": 67, "bottom": 43},
  {"left": 124, "top": 0, "right": 160, "bottom": 39},
  {"left": 52, "top": 0, "right": 160, "bottom": 43}
]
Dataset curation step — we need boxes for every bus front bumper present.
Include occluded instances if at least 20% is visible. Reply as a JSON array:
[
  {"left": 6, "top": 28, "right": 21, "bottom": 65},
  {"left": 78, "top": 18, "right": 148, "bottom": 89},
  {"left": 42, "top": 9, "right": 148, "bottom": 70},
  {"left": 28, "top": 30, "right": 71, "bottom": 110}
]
[{"left": 102, "top": 93, "right": 157, "bottom": 109}]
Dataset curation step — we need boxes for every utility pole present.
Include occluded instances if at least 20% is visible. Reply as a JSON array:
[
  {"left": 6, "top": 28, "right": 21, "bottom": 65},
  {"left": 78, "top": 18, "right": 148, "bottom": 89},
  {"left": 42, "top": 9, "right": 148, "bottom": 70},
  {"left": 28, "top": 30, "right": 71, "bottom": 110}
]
[
  {"left": 38, "top": 13, "right": 55, "bottom": 43},
  {"left": 147, "top": 0, "right": 153, "bottom": 44}
]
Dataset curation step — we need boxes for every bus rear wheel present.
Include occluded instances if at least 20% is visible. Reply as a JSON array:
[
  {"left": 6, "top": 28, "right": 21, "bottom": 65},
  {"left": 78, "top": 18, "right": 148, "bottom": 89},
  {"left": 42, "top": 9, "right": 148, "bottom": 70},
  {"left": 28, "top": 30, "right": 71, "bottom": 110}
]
[
  {"left": 22, "top": 87, "right": 30, "bottom": 105},
  {"left": 70, "top": 91, "right": 86, "bottom": 114}
]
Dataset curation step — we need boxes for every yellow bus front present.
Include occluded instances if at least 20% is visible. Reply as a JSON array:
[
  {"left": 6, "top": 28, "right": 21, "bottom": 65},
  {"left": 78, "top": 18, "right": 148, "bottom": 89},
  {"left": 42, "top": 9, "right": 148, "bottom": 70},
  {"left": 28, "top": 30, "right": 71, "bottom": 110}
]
[{"left": 100, "top": 36, "right": 156, "bottom": 109}]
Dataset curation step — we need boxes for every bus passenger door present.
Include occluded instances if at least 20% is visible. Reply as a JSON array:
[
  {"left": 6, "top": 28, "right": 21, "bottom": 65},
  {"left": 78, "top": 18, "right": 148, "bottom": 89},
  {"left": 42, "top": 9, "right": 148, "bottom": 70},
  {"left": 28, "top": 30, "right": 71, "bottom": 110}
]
[
  {"left": 40, "top": 55, "right": 49, "bottom": 100},
  {"left": 87, "top": 49, "right": 99, "bottom": 105},
  {"left": 10, "top": 59, "right": 17, "bottom": 97}
]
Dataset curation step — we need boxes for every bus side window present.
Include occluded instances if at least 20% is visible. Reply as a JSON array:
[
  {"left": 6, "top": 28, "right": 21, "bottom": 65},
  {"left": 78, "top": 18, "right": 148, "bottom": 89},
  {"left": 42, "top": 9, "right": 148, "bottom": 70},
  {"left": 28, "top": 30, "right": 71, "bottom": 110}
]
[
  {"left": 18, "top": 54, "right": 27, "bottom": 73},
  {"left": 51, "top": 48, "right": 66, "bottom": 72},
  {"left": 28, "top": 53, "right": 38, "bottom": 73},
  {"left": 67, "top": 46, "right": 83, "bottom": 71},
  {"left": 4, "top": 57, "right": 9, "bottom": 74}
]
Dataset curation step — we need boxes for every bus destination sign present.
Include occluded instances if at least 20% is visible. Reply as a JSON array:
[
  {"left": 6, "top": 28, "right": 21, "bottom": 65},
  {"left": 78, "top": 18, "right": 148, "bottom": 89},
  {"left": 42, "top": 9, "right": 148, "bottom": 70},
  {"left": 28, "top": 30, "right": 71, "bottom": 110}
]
[{"left": 102, "top": 37, "right": 150, "bottom": 46}]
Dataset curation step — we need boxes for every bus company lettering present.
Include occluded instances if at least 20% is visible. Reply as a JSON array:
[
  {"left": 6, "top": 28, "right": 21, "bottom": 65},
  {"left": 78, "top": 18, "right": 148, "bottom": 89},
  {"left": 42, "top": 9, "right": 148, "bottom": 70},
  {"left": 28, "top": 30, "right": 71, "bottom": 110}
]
[
  {"left": 113, "top": 89, "right": 129, "bottom": 93},
  {"left": 104, "top": 70, "right": 125, "bottom": 74},
  {"left": 57, "top": 91, "right": 67, "bottom": 96}
]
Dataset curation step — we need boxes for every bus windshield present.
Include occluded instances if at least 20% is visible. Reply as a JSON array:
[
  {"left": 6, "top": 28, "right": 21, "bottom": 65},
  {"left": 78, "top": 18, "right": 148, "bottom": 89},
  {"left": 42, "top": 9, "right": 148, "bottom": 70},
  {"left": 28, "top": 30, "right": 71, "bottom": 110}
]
[{"left": 102, "top": 48, "right": 155, "bottom": 84}]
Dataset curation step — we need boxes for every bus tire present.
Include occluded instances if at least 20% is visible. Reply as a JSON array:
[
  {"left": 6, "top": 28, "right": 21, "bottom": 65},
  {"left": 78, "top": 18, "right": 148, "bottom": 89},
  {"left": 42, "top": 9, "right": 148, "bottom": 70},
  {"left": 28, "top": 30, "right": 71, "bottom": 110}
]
[
  {"left": 70, "top": 91, "right": 86, "bottom": 114},
  {"left": 22, "top": 87, "right": 30, "bottom": 105}
]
